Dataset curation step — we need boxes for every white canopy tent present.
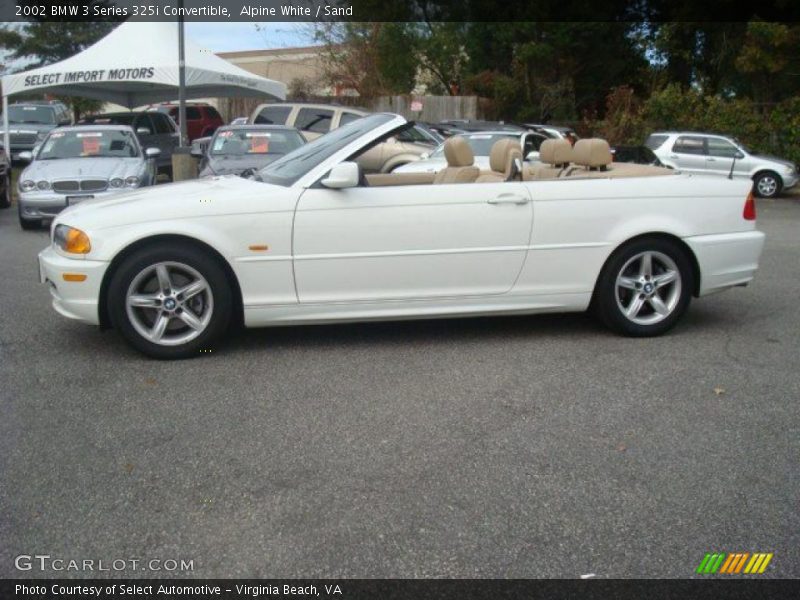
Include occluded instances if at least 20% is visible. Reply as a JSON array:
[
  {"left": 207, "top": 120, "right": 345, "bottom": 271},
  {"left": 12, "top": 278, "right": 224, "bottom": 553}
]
[{"left": 2, "top": 21, "right": 287, "bottom": 153}]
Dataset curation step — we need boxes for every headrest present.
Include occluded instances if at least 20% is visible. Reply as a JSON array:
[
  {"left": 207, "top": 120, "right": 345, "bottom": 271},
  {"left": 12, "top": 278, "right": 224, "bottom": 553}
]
[
  {"left": 538, "top": 138, "right": 573, "bottom": 166},
  {"left": 572, "top": 138, "right": 612, "bottom": 168},
  {"left": 488, "top": 138, "right": 522, "bottom": 173},
  {"left": 443, "top": 136, "right": 474, "bottom": 167}
]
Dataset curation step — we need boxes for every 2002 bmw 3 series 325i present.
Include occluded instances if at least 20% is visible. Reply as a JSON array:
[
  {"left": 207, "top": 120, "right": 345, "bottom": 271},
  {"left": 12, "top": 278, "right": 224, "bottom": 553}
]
[{"left": 38, "top": 113, "right": 766, "bottom": 359}]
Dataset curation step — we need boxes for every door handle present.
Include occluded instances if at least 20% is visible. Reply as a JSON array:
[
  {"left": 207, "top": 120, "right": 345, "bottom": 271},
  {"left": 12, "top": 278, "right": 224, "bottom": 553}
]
[
  {"left": 488, "top": 193, "right": 530, "bottom": 205},
  {"left": 707, "top": 157, "right": 716, "bottom": 162},
  {"left": 669, "top": 154, "right": 679, "bottom": 159}
]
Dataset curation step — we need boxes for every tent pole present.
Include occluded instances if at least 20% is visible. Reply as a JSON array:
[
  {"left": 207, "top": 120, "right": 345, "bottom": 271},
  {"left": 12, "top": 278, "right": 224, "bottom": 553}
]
[
  {"left": 2, "top": 95, "right": 9, "bottom": 167},
  {"left": 177, "top": 2, "right": 188, "bottom": 147}
]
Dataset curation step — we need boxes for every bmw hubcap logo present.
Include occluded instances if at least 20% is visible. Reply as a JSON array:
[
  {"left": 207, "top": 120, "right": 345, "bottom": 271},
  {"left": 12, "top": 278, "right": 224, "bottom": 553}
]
[
  {"left": 643, "top": 283, "right": 653, "bottom": 294},
  {"left": 164, "top": 298, "right": 176, "bottom": 310}
]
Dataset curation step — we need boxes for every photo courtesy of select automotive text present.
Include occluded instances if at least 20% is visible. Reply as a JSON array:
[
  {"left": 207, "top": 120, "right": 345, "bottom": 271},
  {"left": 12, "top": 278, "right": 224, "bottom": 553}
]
[{"left": 1, "top": 0, "right": 799, "bottom": 598}]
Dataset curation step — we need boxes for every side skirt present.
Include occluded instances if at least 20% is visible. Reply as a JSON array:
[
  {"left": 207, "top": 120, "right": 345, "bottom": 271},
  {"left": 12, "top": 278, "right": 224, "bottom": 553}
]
[{"left": 243, "top": 292, "right": 592, "bottom": 328}]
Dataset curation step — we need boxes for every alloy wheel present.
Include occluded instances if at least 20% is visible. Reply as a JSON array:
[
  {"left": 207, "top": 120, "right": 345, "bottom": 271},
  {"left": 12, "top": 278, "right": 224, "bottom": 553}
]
[
  {"left": 125, "top": 261, "right": 214, "bottom": 346},
  {"left": 615, "top": 251, "right": 682, "bottom": 326},
  {"left": 756, "top": 176, "right": 778, "bottom": 197}
]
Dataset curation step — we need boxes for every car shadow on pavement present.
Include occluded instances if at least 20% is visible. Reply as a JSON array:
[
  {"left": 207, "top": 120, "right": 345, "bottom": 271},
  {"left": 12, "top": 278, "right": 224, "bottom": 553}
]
[{"left": 222, "top": 312, "right": 606, "bottom": 354}]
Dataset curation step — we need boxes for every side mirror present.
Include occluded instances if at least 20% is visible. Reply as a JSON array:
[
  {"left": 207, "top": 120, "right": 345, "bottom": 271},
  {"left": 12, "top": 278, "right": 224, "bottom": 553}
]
[
  {"left": 525, "top": 151, "right": 540, "bottom": 161},
  {"left": 321, "top": 162, "right": 360, "bottom": 189},
  {"left": 734, "top": 151, "right": 745, "bottom": 159},
  {"left": 18, "top": 151, "right": 33, "bottom": 162},
  {"left": 136, "top": 127, "right": 152, "bottom": 135},
  {"left": 145, "top": 147, "right": 161, "bottom": 159}
]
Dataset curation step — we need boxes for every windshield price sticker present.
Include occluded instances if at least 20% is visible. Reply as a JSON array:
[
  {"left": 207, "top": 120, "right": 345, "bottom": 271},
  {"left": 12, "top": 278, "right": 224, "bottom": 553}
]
[
  {"left": 82, "top": 138, "right": 101, "bottom": 154},
  {"left": 76, "top": 132, "right": 103, "bottom": 138}
]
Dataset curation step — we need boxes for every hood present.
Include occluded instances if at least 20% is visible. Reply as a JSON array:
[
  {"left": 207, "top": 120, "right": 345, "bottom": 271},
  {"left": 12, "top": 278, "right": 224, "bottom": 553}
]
[
  {"left": 22, "top": 157, "right": 144, "bottom": 182},
  {"left": 56, "top": 175, "right": 293, "bottom": 231},
  {"left": 202, "top": 154, "right": 280, "bottom": 177},
  {"left": 750, "top": 153, "right": 796, "bottom": 169},
  {"left": 1, "top": 122, "right": 56, "bottom": 135}
]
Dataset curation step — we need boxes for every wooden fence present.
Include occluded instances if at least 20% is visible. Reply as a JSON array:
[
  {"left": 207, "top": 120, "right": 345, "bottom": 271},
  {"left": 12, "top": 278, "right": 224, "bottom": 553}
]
[{"left": 216, "top": 95, "right": 484, "bottom": 123}]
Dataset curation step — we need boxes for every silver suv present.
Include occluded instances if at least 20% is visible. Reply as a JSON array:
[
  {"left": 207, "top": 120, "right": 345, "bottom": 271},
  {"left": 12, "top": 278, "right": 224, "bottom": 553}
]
[{"left": 646, "top": 132, "right": 798, "bottom": 198}]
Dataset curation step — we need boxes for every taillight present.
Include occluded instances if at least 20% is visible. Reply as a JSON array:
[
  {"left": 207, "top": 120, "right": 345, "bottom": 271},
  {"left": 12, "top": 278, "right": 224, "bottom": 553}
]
[{"left": 743, "top": 192, "right": 756, "bottom": 220}]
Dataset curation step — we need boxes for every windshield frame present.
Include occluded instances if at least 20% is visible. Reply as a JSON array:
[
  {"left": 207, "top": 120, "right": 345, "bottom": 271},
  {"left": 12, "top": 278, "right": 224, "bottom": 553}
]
[
  {"left": 36, "top": 128, "right": 143, "bottom": 160},
  {"left": 5, "top": 105, "right": 57, "bottom": 125},
  {"left": 258, "top": 113, "right": 405, "bottom": 188},
  {"left": 209, "top": 127, "right": 305, "bottom": 157}
]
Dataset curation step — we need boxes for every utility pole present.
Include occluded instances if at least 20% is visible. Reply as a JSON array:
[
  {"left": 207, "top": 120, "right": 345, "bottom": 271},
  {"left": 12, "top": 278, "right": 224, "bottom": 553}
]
[{"left": 177, "top": 0, "right": 188, "bottom": 147}]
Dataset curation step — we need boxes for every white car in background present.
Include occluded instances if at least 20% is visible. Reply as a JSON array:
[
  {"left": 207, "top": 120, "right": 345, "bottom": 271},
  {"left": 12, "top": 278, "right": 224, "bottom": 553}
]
[
  {"left": 646, "top": 132, "right": 799, "bottom": 198},
  {"left": 38, "top": 113, "right": 764, "bottom": 359},
  {"left": 394, "top": 130, "right": 550, "bottom": 175}
]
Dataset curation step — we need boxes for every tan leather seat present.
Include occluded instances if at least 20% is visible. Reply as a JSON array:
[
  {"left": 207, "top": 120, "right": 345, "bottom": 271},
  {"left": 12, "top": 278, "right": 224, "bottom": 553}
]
[
  {"left": 476, "top": 138, "right": 523, "bottom": 183},
  {"left": 565, "top": 138, "right": 612, "bottom": 175},
  {"left": 434, "top": 137, "right": 480, "bottom": 184},
  {"left": 525, "top": 138, "right": 573, "bottom": 180}
]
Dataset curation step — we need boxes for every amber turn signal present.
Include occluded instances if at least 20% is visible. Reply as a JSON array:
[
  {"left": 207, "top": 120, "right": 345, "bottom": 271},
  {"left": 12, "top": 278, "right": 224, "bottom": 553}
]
[
  {"left": 54, "top": 225, "right": 92, "bottom": 254},
  {"left": 62, "top": 273, "right": 87, "bottom": 282}
]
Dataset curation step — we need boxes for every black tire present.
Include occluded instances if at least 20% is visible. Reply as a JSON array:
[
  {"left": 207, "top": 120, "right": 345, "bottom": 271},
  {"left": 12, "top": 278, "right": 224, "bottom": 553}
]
[
  {"left": 0, "top": 175, "right": 11, "bottom": 209},
  {"left": 753, "top": 171, "right": 782, "bottom": 199},
  {"left": 594, "top": 237, "right": 694, "bottom": 337},
  {"left": 107, "top": 242, "right": 233, "bottom": 359},
  {"left": 18, "top": 203, "right": 42, "bottom": 230}
]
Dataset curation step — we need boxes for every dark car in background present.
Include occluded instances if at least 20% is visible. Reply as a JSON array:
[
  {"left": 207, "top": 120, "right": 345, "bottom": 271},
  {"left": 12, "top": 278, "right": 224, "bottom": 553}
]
[
  {"left": 150, "top": 102, "right": 224, "bottom": 142},
  {"left": 0, "top": 101, "right": 72, "bottom": 160},
  {"left": 0, "top": 143, "right": 10, "bottom": 208},
  {"left": 78, "top": 111, "right": 179, "bottom": 175},
  {"left": 193, "top": 125, "right": 306, "bottom": 178}
]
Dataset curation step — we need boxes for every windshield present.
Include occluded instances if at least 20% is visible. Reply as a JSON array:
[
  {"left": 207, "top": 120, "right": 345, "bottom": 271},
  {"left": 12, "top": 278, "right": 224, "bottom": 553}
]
[
  {"left": 6, "top": 105, "right": 56, "bottom": 125},
  {"left": 211, "top": 129, "right": 305, "bottom": 157},
  {"left": 430, "top": 132, "right": 518, "bottom": 158},
  {"left": 732, "top": 138, "right": 751, "bottom": 153},
  {"left": 37, "top": 130, "right": 140, "bottom": 160},
  {"left": 259, "top": 113, "right": 396, "bottom": 186}
]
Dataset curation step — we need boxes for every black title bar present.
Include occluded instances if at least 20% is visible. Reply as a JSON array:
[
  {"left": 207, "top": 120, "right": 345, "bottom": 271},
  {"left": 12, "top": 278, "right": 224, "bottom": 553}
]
[
  {"left": 2, "top": 0, "right": 799, "bottom": 22},
  {"left": 3, "top": 579, "right": 800, "bottom": 600}
]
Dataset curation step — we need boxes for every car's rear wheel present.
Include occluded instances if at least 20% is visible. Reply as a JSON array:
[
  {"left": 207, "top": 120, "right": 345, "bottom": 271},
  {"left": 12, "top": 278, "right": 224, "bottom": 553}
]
[
  {"left": 594, "top": 238, "right": 693, "bottom": 337},
  {"left": 18, "top": 203, "right": 42, "bottom": 230},
  {"left": 108, "top": 243, "right": 232, "bottom": 359},
  {"left": 753, "top": 171, "right": 782, "bottom": 198},
  {"left": 0, "top": 175, "right": 11, "bottom": 209}
]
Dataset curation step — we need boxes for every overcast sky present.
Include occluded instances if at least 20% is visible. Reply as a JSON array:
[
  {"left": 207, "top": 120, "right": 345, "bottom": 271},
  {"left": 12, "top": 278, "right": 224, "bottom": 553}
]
[{"left": 185, "top": 22, "right": 316, "bottom": 52}]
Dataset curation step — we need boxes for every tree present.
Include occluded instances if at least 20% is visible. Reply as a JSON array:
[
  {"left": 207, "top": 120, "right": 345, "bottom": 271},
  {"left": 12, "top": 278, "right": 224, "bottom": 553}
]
[{"left": 314, "top": 23, "right": 417, "bottom": 97}]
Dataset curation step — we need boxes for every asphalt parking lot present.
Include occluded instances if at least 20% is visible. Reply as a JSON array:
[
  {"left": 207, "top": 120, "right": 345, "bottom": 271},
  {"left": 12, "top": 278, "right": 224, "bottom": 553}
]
[{"left": 1, "top": 191, "right": 798, "bottom": 579}]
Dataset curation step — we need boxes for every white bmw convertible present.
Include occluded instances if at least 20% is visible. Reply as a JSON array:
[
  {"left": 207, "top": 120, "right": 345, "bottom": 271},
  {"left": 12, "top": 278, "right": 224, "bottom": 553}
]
[{"left": 38, "top": 113, "right": 765, "bottom": 359}]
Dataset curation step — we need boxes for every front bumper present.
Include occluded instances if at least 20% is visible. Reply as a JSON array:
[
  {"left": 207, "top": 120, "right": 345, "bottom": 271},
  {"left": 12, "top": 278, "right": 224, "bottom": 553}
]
[
  {"left": 38, "top": 245, "right": 108, "bottom": 325},
  {"left": 685, "top": 230, "right": 766, "bottom": 296},
  {"left": 20, "top": 189, "right": 121, "bottom": 219},
  {"left": 782, "top": 171, "right": 798, "bottom": 190}
]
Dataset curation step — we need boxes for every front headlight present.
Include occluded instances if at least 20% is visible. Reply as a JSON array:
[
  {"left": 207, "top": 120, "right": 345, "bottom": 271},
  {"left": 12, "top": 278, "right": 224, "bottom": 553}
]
[
  {"left": 36, "top": 180, "right": 51, "bottom": 190},
  {"left": 53, "top": 224, "right": 92, "bottom": 254},
  {"left": 20, "top": 180, "right": 36, "bottom": 192},
  {"left": 110, "top": 178, "right": 124, "bottom": 188},
  {"left": 125, "top": 176, "right": 140, "bottom": 188}
]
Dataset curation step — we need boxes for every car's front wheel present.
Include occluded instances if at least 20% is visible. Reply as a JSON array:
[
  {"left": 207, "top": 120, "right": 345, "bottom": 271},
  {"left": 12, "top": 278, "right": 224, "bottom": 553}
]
[
  {"left": 753, "top": 171, "right": 782, "bottom": 198},
  {"left": 108, "top": 243, "right": 232, "bottom": 359},
  {"left": 594, "top": 238, "right": 693, "bottom": 337}
]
